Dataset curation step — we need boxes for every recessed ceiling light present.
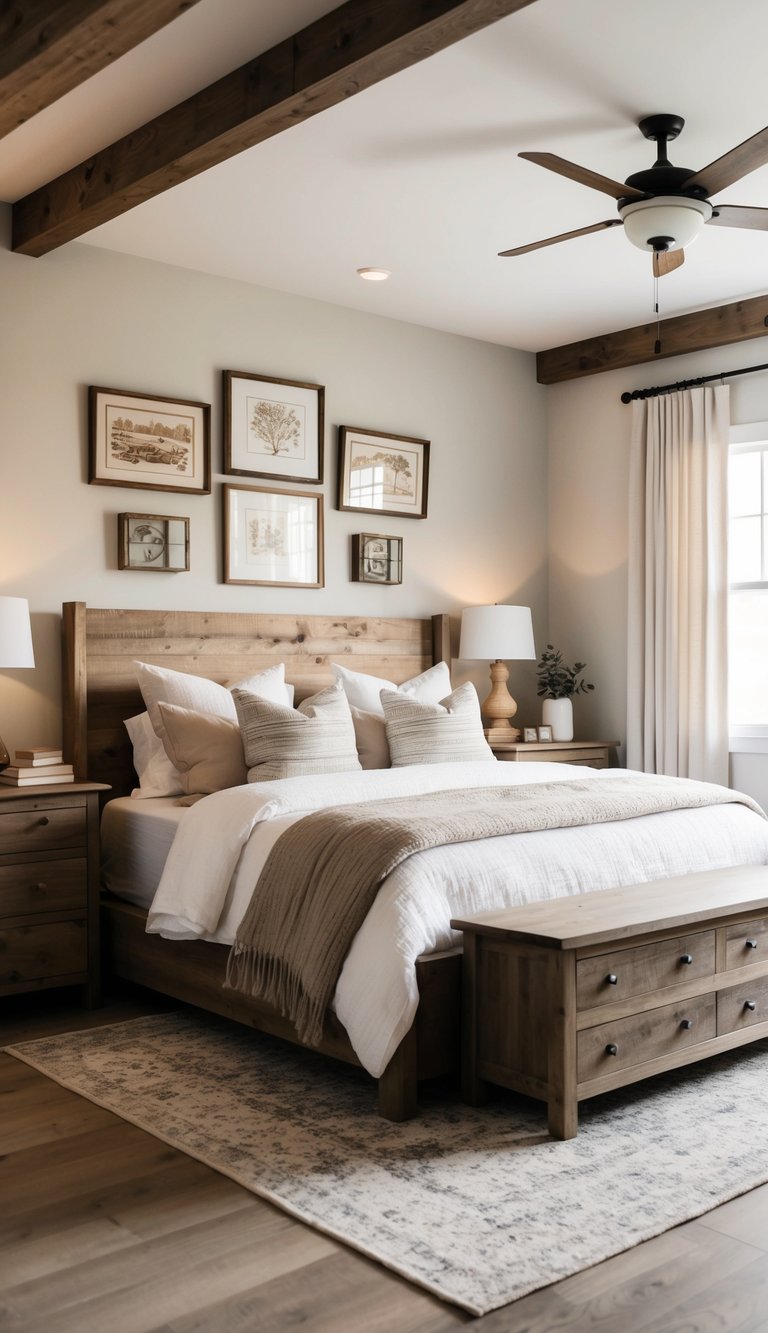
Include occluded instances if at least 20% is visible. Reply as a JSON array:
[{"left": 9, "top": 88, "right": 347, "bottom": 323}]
[{"left": 357, "top": 267, "right": 391, "bottom": 281}]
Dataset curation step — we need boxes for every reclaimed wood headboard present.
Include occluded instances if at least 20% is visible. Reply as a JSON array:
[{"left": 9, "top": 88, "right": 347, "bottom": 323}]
[{"left": 62, "top": 603, "right": 452, "bottom": 796}]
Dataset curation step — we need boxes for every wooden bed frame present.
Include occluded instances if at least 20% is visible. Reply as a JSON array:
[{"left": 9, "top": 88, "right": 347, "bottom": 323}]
[{"left": 61, "top": 602, "right": 461, "bottom": 1120}]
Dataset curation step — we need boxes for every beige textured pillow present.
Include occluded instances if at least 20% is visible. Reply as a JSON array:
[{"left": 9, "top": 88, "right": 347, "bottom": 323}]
[
  {"left": 381, "top": 682, "right": 495, "bottom": 767},
  {"left": 232, "top": 683, "right": 362, "bottom": 783},
  {"left": 156, "top": 702, "right": 247, "bottom": 795},
  {"left": 333, "top": 660, "right": 453, "bottom": 768}
]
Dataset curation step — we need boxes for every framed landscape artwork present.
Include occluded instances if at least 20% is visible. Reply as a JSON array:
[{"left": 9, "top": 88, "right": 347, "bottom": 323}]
[
  {"left": 224, "top": 370, "right": 324, "bottom": 484},
  {"left": 89, "top": 387, "right": 211, "bottom": 494},
  {"left": 338, "top": 426, "right": 429, "bottom": 519},
  {"left": 117, "top": 513, "right": 190, "bottom": 572},
  {"left": 223, "top": 484, "right": 324, "bottom": 588}
]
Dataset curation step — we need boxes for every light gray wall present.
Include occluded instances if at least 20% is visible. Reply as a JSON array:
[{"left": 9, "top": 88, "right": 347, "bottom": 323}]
[
  {"left": 547, "top": 333, "right": 768, "bottom": 797},
  {"left": 0, "top": 205, "right": 548, "bottom": 758}
]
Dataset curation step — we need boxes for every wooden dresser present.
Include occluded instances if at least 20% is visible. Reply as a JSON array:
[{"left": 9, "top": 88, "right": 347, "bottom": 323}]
[
  {"left": 453, "top": 866, "right": 768, "bottom": 1139},
  {"left": 0, "top": 782, "right": 108, "bottom": 1006}
]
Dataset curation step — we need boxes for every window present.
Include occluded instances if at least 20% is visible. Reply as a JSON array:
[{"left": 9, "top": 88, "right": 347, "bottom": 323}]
[{"left": 729, "top": 422, "right": 768, "bottom": 738}]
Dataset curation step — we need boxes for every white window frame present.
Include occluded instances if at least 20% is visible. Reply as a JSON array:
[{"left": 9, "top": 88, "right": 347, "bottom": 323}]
[{"left": 729, "top": 420, "right": 768, "bottom": 752}]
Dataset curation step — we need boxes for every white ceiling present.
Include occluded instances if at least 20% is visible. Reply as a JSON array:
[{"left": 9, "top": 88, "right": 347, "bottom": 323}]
[{"left": 4, "top": 0, "right": 768, "bottom": 351}]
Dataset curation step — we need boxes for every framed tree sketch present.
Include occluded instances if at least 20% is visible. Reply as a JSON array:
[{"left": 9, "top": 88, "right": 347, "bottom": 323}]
[
  {"left": 118, "top": 513, "right": 190, "bottom": 572},
  {"left": 338, "top": 426, "right": 429, "bottom": 518},
  {"left": 223, "top": 370, "right": 324, "bottom": 484},
  {"left": 89, "top": 387, "right": 210, "bottom": 494},
  {"left": 223, "top": 484, "right": 324, "bottom": 588},
  {"left": 351, "top": 533, "right": 403, "bottom": 584}
]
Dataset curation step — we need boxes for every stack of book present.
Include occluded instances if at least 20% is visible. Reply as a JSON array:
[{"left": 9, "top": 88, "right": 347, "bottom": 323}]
[{"left": 0, "top": 747, "right": 74, "bottom": 786}]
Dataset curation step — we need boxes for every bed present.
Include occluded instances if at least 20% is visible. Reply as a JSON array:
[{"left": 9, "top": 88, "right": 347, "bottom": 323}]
[{"left": 62, "top": 602, "right": 768, "bottom": 1121}]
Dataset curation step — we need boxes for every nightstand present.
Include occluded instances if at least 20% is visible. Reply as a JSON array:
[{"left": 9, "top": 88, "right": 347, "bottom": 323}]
[
  {"left": 0, "top": 782, "right": 109, "bottom": 1007},
  {"left": 492, "top": 740, "right": 618, "bottom": 769}
]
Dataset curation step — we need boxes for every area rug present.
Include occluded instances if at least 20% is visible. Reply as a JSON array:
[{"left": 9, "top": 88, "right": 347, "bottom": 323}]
[{"left": 7, "top": 1013, "right": 768, "bottom": 1316}]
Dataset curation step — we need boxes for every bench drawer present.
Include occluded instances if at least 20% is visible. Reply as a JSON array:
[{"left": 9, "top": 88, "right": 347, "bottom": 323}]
[
  {"left": 577, "top": 930, "right": 715, "bottom": 1011},
  {"left": 577, "top": 993, "right": 716, "bottom": 1082},
  {"left": 718, "top": 974, "right": 768, "bottom": 1034},
  {"left": 723, "top": 917, "right": 768, "bottom": 971}
]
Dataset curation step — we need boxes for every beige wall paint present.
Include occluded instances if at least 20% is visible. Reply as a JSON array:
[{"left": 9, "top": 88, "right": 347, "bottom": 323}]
[
  {"left": 547, "top": 332, "right": 768, "bottom": 795},
  {"left": 0, "top": 206, "right": 548, "bottom": 759}
]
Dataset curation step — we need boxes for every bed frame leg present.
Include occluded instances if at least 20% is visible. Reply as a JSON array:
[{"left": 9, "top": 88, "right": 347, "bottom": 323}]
[{"left": 378, "top": 1024, "right": 418, "bottom": 1121}]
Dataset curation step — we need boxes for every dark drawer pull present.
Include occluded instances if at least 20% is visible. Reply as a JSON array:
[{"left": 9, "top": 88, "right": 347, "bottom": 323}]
[
  {"left": 746, "top": 939, "right": 758, "bottom": 950},
  {"left": 680, "top": 1018, "right": 694, "bottom": 1030},
  {"left": 605, "top": 1043, "right": 618, "bottom": 1056},
  {"left": 606, "top": 973, "right": 618, "bottom": 985},
  {"left": 37, "top": 816, "right": 49, "bottom": 826},
  {"left": 680, "top": 954, "right": 694, "bottom": 965},
  {"left": 745, "top": 1000, "right": 757, "bottom": 1012}
]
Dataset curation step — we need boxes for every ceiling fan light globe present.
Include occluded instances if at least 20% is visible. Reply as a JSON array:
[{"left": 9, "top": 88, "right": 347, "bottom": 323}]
[{"left": 619, "top": 196, "right": 712, "bottom": 251}]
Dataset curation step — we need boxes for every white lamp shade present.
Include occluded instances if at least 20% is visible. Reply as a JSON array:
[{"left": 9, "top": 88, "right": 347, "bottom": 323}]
[
  {"left": 0, "top": 597, "right": 35, "bottom": 668},
  {"left": 619, "top": 196, "right": 712, "bottom": 252},
  {"left": 459, "top": 605, "right": 535, "bottom": 662}
]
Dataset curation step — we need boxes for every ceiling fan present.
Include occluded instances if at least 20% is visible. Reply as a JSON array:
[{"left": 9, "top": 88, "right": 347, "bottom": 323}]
[{"left": 500, "top": 114, "right": 768, "bottom": 276}]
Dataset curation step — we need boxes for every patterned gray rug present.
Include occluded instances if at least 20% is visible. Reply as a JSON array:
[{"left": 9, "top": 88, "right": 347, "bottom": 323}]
[{"left": 7, "top": 1012, "right": 768, "bottom": 1316}]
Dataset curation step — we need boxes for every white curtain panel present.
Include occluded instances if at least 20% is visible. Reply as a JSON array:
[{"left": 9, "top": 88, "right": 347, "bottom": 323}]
[{"left": 627, "top": 384, "right": 730, "bottom": 783}]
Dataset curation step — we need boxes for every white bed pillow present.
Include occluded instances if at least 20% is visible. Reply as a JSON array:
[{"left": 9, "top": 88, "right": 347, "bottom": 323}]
[
  {"left": 232, "top": 682, "right": 362, "bottom": 782},
  {"left": 124, "top": 711, "right": 184, "bottom": 799},
  {"left": 381, "top": 682, "right": 495, "bottom": 767},
  {"left": 333, "top": 660, "right": 452, "bottom": 768},
  {"left": 135, "top": 659, "right": 292, "bottom": 753},
  {"left": 156, "top": 702, "right": 247, "bottom": 795}
]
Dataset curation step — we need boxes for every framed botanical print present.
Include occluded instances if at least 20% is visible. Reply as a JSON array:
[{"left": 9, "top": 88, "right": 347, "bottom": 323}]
[
  {"left": 223, "top": 370, "right": 324, "bottom": 484},
  {"left": 223, "top": 484, "right": 324, "bottom": 587},
  {"left": 118, "top": 513, "right": 190, "bottom": 572},
  {"left": 338, "top": 426, "right": 429, "bottom": 519},
  {"left": 89, "top": 386, "right": 210, "bottom": 494},
  {"left": 351, "top": 533, "right": 403, "bottom": 584}
]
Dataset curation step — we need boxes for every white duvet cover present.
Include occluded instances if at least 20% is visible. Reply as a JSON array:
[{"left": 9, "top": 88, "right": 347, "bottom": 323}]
[{"left": 147, "top": 762, "right": 768, "bottom": 1077}]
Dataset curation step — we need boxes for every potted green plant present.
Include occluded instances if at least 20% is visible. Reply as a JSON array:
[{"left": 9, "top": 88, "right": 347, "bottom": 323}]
[{"left": 536, "top": 645, "right": 595, "bottom": 741}]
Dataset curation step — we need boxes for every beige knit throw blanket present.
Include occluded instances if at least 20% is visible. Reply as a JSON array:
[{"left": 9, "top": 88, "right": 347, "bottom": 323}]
[{"left": 225, "top": 774, "right": 764, "bottom": 1046}]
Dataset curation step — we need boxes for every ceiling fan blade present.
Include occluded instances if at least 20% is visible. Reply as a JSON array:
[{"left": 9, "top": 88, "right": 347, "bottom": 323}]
[
  {"left": 498, "top": 218, "right": 622, "bottom": 257},
  {"left": 682, "top": 125, "right": 768, "bottom": 195},
  {"left": 653, "top": 248, "right": 685, "bottom": 277},
  {"left": 519, "top": 152, "right": 646, "bottom": 201},
  {"left": 708, "top": 204, "right": 768, "bottom": 231}
]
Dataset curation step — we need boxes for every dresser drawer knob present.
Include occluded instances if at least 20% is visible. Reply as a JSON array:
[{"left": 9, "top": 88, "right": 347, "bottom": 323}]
[
  {"left": 605, "top": 1043, "right": 619, "bottom": 1056},
  {"left": 37, "top": 816, "right": 49, "bottom": 826},
  {"left": 606, "top": 973, "right": 618, "bottom": 985},
  {"left": 680, "top": 953, "right": 694, "bottom": 965},
  {"left": 745, "top": 1000, "right": 757, "bottom": 1012},
  {"left": 680, "top": 1018, "right": 694, "bottom": 1029},
  {"left": 746, "top": 939, "right": 758, "bottom": 950}
]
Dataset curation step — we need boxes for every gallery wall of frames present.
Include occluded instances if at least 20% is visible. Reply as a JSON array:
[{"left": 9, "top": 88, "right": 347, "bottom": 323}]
[{"left": 89, "top": 375, "right": 430, "bottom": 589}]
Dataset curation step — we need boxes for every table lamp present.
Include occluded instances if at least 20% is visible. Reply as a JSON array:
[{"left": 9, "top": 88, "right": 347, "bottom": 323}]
[
  {"left": 0, "top": 596, "right": 35, "bottom": 769},
  {"left": 459, "top": 604, "right": 535, "bottom": 741}
]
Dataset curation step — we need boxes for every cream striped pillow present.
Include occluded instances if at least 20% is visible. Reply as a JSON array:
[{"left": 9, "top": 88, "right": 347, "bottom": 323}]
[
  {"left": 232, "top": 683, "right": 361, "bottom": 782},
  {"left": 381, "top": 682, "right": 495, "bottom": 767}
]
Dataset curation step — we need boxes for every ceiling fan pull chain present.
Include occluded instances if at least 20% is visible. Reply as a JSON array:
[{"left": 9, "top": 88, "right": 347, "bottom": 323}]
[{"left": 654, "top": 270, "right": 661, "bottom": 355}]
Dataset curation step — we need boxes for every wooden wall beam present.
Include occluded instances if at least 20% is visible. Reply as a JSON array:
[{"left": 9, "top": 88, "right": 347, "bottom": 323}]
[
  {"left": 0, "top": 0, "right": 201, "bottom": 142},
  {"left": 12, "top": 0, "right": 538, "bottom": 257},
  {"left": 536, "top": 295, "right": 768, "bottom": 385}
]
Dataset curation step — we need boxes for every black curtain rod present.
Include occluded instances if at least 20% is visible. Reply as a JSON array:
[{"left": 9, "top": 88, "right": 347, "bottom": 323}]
[{"left": 620, "top": 359, "right": 768, "bottom": 403}]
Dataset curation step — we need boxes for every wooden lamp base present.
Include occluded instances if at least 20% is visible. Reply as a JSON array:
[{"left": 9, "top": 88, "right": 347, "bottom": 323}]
[{"left": 480, "top": 660, "right": 520, "bottom": 742}]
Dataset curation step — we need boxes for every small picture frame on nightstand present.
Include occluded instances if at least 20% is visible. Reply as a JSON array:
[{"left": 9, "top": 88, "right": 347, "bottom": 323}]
[
  {"left": 537, "top": 725, "right": 553, "bottom": 742},
  {"left": 523, "top": 727, "right": 538, "bottom": 743}
]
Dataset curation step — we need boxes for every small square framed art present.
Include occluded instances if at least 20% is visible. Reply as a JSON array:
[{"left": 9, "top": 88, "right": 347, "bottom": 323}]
[
  {"left": 338, "top": 426, "right": 429, "bottom": 519},
  {"left": 223, "top": 484, "right": 324, "bottom": 588},
  {"left": 89, "top": 387, "right": 210, "bottom": 494},
  {"left": 118, "top": 513, "right": 190, "bottom": 572},
  {"left": 224, "top": 371, "right": 324, "bottom": 484},
  {"left": 351, "top": 533, "right": 403, "bottom": 584}
]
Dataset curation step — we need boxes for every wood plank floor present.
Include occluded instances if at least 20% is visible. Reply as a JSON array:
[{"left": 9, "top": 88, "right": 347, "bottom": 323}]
[{"left": 3, "top": 988, "right": 768, "bottom": 1332}]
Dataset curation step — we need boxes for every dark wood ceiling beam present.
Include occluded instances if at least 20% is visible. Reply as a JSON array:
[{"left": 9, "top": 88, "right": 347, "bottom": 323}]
[
  {"left": 536, "top": 295, "right": 768, "bottom": 384},
  {"left": 12, "top": 0, "right": 538, "bottom": 257},
  {"left": 0, "top": 0, "right": 202, "bottom": 141}
]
